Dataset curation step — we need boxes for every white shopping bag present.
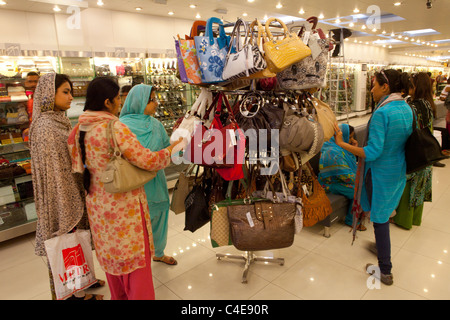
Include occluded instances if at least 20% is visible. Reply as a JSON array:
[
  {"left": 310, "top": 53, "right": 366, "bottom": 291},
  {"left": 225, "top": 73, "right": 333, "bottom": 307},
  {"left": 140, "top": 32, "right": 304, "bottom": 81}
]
[{"left": 44, "top": 229, "right": 97, "bottom": 300}]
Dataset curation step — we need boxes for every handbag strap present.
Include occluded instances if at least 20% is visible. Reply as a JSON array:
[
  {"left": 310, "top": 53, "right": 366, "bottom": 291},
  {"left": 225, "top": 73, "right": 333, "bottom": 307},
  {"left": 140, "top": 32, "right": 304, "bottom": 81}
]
[
  {"left": 205, "top": 17, "right": 228, "bottom": 46},
  {"left": 106, "top": 120, "right": 121, "bottom": 158},
  {"left": 187, "top": 20, "right": 206, "bottom": 39},
  {"left": 226, "top": 18, "right": 249, "bottom": 56},
  {"left": 247, "top": 19, "right": 264, "bottom": 48},
  {"left": 264, "top": 17, "right": 290, "bottom": 40}
]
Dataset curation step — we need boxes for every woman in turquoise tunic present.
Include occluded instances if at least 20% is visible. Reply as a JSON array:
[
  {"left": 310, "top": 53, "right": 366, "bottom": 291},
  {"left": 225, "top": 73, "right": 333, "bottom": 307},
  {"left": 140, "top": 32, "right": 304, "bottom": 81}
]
[
  {"left": 334, "top": 69, "right": 413, "bottom": 285},
  {"left": 120, "top": 84, "right": 177, "bottom": 265}
]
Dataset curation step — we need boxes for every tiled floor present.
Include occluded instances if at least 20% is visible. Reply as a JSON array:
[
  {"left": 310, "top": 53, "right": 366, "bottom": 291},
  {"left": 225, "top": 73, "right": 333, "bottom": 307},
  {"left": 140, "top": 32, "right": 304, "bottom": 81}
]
[{"left": 1, "top": 155, "right": 450, "bottom": 300}]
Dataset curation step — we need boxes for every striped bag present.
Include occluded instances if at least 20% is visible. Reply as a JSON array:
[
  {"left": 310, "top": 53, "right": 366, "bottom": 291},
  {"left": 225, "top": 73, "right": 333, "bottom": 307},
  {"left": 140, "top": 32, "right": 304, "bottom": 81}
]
[{"left": 222, "top": 19, "right": 267, "bottom": 82}]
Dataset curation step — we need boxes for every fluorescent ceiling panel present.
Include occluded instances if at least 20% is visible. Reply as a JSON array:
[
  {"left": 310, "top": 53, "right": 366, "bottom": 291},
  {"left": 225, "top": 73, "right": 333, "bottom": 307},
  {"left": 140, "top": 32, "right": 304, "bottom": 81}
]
[
  {"left": 432, "top": 39, "right": 450, "bottom": 43},
  {"left": 373, "top": 39, "right": 404, "bottom": 44},
  {"left": 403, "top": 29, "right": 440, "bottom": 36}
]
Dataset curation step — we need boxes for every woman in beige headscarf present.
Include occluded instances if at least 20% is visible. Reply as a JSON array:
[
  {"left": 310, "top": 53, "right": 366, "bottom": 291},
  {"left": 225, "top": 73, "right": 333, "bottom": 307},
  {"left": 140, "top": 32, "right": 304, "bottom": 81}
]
[{"left": 29, "top": 73, "right": 104, "bottom": 300}]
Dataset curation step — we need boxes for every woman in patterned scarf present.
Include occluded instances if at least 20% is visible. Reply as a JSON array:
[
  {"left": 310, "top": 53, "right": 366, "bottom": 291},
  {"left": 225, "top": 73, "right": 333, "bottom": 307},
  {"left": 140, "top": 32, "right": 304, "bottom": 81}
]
[{"left": 29, "top": 73, "right": 104, "bottom": 300}]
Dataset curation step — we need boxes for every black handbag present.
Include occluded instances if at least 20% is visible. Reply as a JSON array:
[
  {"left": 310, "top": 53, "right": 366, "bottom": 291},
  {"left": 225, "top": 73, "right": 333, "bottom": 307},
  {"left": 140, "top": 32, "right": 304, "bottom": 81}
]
[
  {"left": 405, "top": 105, "right": 446, "bottom": 174},
  {"left": 183, "top": 169, "right": 212, "bottom": 232}
]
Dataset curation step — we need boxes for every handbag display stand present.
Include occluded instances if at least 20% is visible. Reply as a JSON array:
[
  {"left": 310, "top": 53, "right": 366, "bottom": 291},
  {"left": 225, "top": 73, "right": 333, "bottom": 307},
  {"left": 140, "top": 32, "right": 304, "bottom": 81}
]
[{"left": 216, "top": 251, "right": 284, "bottom": 284}]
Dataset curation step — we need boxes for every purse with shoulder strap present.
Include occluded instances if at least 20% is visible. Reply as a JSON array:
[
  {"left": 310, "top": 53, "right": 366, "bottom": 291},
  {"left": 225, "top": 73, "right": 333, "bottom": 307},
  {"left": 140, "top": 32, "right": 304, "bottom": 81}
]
[{"left": 100, "top": 120, "right": 157, "bottom": 193}]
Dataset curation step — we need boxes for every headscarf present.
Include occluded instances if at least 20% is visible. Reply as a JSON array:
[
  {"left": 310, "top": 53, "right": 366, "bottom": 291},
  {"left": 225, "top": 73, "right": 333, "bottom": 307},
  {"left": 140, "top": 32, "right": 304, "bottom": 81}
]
[
  {"left": 29, "top": 73, "right": 71, "bottom": 141},
  {"left": 319, "top": 123, "right": 357, "bottom": 181},
  {"left": 119, "top": 84, "right": 170, "bottom": 204}
]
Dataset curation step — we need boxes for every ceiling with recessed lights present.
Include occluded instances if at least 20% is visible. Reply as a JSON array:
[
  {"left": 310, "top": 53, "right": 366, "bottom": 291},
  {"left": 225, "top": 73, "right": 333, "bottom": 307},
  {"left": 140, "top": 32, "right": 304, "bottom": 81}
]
[{"left": 1, "top": 0, "right": 449, "bottom": 60}]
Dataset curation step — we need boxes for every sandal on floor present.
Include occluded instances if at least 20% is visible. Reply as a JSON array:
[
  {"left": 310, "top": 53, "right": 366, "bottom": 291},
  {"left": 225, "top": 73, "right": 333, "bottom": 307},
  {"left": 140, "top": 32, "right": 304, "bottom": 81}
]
[
  {"left": 67, "top": 293, "right": 104, "bottom": 300},
  {"left": 89, "top": 279, "right": 106, "bottom": 289},
  {"left": 153, "top": 255, "right": 178, "bottom": 266}
]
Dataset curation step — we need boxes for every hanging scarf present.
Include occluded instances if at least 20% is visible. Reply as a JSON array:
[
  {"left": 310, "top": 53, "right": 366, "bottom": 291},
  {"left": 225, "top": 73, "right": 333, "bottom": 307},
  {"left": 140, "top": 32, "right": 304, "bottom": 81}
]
[
  {"left": 119, "top": 84, "right": 171, "bottom": 204},
  {"left": 351, "top": 93, "right": 404, "bottom": 244},
  {"left": 319, "top": 124, "right": 357, "bottom": 185},
  {"left": 68, "top": 110, "right": 118, "bottom": 174}
]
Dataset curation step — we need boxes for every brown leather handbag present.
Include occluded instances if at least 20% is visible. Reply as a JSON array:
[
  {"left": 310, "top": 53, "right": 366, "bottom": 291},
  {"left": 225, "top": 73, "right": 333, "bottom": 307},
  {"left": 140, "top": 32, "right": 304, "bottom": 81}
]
[
  {"left": 227, "top": 173, "right": 296, "bottom": 251},
  {"left": 297, "top": 162, "right": 332, "bottom": 227}
]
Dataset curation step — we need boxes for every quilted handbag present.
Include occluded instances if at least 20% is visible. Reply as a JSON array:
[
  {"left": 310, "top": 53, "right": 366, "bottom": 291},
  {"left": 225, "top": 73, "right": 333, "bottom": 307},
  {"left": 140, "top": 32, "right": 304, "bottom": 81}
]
[
  {"left": 277, "top": 17, "right": 330, "bottom": 90},
  {"left": 177, "top": 20, "right": 206, "bottom": 84},
  {"left": 222, "top": 18, "right": 267, "bottom": 81},
  {"left": 194, "top": 17, "right": 231, "bottom": 83},
  {"left": 263, "top": 17, "right": 312, "bottom": 73}
]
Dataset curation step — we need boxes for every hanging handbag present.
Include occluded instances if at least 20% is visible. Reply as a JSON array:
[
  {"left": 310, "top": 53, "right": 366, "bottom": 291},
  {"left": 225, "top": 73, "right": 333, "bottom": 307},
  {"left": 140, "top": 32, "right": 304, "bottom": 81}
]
[
  {"left": 279, "top": 99, "right": 324, "bottom": 156},
  {"left": 263, "top": 18, "right": 312, "bottom": 73},
  {"left": 311, "top": 97, "right": 336, "bottom": 142},
  {"left": 244, "top": 19, "right": 277, "bottom": 80},
  {"left": 177, "top": 20, "right": 206, "bottom": 84},
  {"left": 405, "top": 104, "right": 446, "bottom": 174},
  {"left": 44, "top": 230, "right": 97, "bottom": 300},
  {"left": 297, "top": 162, "right": 332, "bottom": 227},
  {"left": 184, "top": 171, "right": 211, "bottom": 233},
  {"left": 184, "top": 93, "right": 246, "bottom": 175},
  {"left": 100, "top": 120, "right": 157, "bottom": 193},
  {"left": 222, "top": 19, "right": 267, "bottom": 82},
  {"left": 170, "top": 165, "right": 199, "bottom": 214},
  {"left": 174, "top": 38, "right": 189, "bottom": 83},
  {"left": 194, "top": 17, "right": 231, "bottom": 83},
  {"left": 277, "top": 17, "right": 330, "bottom": 90}
]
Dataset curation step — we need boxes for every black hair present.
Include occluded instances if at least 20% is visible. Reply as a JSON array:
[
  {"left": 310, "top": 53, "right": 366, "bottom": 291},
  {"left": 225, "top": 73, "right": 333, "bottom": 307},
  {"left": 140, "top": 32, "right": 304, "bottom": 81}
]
[
  {"left": 27, "top": 71, "right": 40, "bottom": 77},
  {"left": 400, "top": 72, "right": 414, "bottom": 98},
  {"left": 120, "top": 85, "right": 132, "bottom": 95},
  {"left": 55, "top": 73, "right": 73, "bottom": 94},
  {"left": 374, "top": 69, "right": 406, "bottom": 94},
  {"left": 412, "top": 72, "right": 436, "bottom": 118},
  {"left": 80, "top": 77, "right": 120, "bottom": 194},
  {"left": 84, "top": 77, "right": 120, "bottom": 112}
]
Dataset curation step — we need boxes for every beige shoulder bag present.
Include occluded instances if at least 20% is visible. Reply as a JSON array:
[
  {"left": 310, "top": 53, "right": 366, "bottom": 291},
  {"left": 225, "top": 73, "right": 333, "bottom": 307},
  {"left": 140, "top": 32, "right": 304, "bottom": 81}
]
[{"left": 100, "top": 120, "right": 157, "bottom": 193}]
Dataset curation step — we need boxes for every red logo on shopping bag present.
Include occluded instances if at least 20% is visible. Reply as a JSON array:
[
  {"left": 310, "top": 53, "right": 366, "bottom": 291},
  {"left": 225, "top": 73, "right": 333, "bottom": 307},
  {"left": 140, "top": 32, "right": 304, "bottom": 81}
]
[
  {"left": 62, "top": 244, "right": 86, "bottom": 269},
  {"left": 59, "top": 244, "right": 91, "bottom": 285}
]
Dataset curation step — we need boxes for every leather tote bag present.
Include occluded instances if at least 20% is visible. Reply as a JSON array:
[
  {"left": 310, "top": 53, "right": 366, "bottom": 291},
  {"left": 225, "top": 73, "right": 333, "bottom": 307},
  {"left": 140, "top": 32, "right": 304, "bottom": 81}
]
[
  {"left": 222, "top": 18, "right": 267, "bottom": 81},
  {"left": 277, "top": 17, "right": 330, "bottom": 90},
  {"left": 177, "top": 21, "right": 206, "bottom": 85},
  {"left": 263, "top": 18, "right": 312, "bottom": 73},
  {"left": 100, "top": 120, "right": 157, "bottom": 193},
  {"left": 194, "top": 17, "right": 231, "bottom": 83},
  {"left": 170, "top": 165, "right": 199, "bottom": 214},
  {"left": 405, "top": 105, "right": 446, "bottom": 174}
]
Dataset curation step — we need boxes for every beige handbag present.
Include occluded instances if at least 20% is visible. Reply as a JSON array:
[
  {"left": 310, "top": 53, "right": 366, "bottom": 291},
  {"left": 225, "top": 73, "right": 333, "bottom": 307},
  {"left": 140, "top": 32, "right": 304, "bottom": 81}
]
[
  {"left": 312, "top": 98, "right": 336, "bottom": 142},
  {"left": 170, "top": 165, "right": 198, "bottom": 214},
  {"left": 100, "top": 120, "right": 157, "bottom": 193},
  {"left": 263, "top": 18, "right": 312, "bottom": 73}
]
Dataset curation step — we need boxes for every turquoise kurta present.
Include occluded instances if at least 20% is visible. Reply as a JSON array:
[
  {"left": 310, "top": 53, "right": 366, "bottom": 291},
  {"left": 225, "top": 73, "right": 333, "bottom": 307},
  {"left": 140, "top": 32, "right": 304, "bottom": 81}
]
[
  {"left": 361, "top": 99, "right": 413, "bottom": 224},
  {"left": 119, "top": 84, "right": 171, "bottom": 257}
]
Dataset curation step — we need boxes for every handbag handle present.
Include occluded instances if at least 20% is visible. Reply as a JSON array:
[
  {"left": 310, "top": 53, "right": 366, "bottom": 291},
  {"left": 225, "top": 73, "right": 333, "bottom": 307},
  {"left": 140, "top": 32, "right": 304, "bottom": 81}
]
[
  {"left": 188, "top": 20, "right": 207, "bottom": 39},
  {"left": 205, "top": 17, "right": 228, "bottom": 46},
  {"left": 226, "top": 18, "right": 249, "bottom": 56},
  {"left": 247, "top": 19, "right": 264, "bottom": 48},
  {"left": 264, "top": 17, "right": 290, "bottom": 41},
  {"left": 239, "top": 92, "right": 263, "bottom": 118}
]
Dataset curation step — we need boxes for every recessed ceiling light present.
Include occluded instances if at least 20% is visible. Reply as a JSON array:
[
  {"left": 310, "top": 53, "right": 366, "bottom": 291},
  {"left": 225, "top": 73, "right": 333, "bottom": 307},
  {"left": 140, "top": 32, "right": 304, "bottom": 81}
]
[
  {"left": 389, "top": 45, "right": 392, "bottom": 48},
  {"left": 299, "top": 8, "right": 305, "bottom": 14},
  {"left": 168, "top": 11, "right": 174, "bottom": 15},
  {"left": 404, "top": 36, "right": 408, "bottom": 40},
  {"left": 243, "top": 12, "right": 248, "bottom": 17},
  {"left": 382, "top": 30, "right": 386, "bottom": 34},
  {"left": 353, "top": 8, "right": 360, "bottom": 13},
  {"left": 97, "top": 0, "right": 104, "bottom": 6},
  {"left": 398, "top": 35, "right": 402, "bottom": 38},
  {"left": 335, "top": 18, "right": 341, "bottom": 23},
  {"left": 53, "top": 5, "right": 61, "bottom": 12},
  {"left": 318, "top": 13, "right": 324, "bottom": 19},
  {"left": 276, "top": 3, "right": 282, "bottom": 9},
  {"left": 196, "top": 13, "right": 201, "bottom": 19},
  {"left": 411, "top": 38, "right": 415, "bottom": 41},
  {"left": 189, "top": 4, "right": 196, "bottom": 9},
  {"left": 248, "top": 0, "right": 255, "bottom": 2},
  {"left": 394, "top": 2, "right": 402, "bottom": 6},
  {"left": 263, "top": 15, "right": 268, "bottom": 20},
  {"left": 0, "top": 1, "right": 6, "bottom": 5},
  {"left": 349, "top": 22, "right": 354, "bottom": 27},
  {"left": 362, "top": 25, "right": 366, "bottom": 30},
  {"left": 135, "top": 7, "right": 142, "bottom": 11},
  {"left": 391, "top": 32, "right": 395, "bottom": 37},
  {"left": 372, "top": 28, "right": 377, "bottom": 32}
]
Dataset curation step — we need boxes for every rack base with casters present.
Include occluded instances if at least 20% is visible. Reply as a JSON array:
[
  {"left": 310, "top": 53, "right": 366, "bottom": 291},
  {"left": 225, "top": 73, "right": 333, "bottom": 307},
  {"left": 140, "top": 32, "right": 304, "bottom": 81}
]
[{"left": 216, "top": 251, "right": 284, "bottom": 284}]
